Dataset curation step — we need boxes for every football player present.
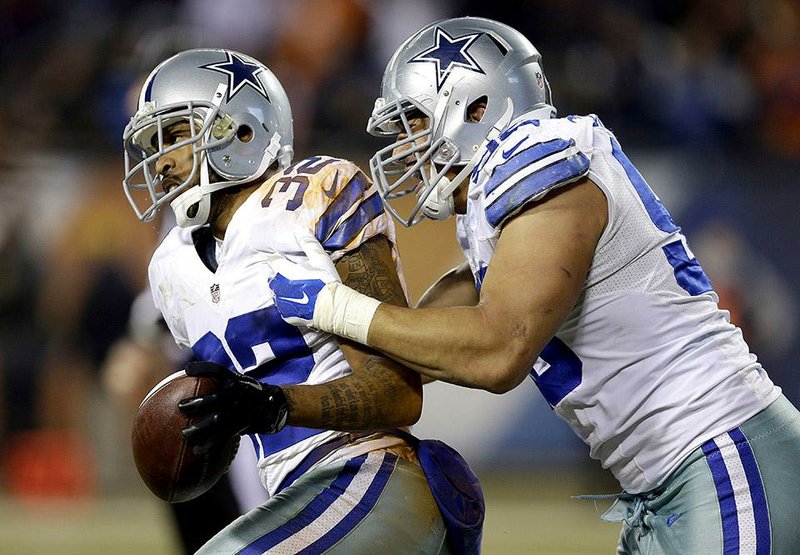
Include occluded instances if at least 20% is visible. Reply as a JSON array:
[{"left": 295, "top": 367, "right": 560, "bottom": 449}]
[
  {"left": 123, "top": 48, "right": 480, "bottom": 554},
  {"left": 267, "top": 17, "right": 800, "bottom": 553}
]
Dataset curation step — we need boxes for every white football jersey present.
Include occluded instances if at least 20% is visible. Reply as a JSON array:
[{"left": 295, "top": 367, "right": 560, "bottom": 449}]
[
  {"left": 457, "top": 113, "right": 780, "bottom": 493},
  {"left": 149, "top": 156, "right": 406, "bottom": 495}
]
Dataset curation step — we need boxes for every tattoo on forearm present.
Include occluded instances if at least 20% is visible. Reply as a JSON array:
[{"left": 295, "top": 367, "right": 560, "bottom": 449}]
[
  {"left": 313, "top": 237, "right": 417, "bottom": 429},
  {"left": 339, "top": 237, "right": 407, "bottom": 307},
  {"left": 317, "top": 358, "right": 404, "bottom": 428}
]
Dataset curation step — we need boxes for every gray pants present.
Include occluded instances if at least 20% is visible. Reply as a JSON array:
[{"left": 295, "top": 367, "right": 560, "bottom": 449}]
[
  {"left": 197, "top": 449, "right": 450, "bottom": 554},
  {"left": 605, "top": 395, "right": 800, "bottom": 554}
]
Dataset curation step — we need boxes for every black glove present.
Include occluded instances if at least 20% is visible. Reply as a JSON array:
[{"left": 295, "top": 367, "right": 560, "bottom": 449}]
[{"left": 178, "top": 361, "right": 289, "bottom": 455}]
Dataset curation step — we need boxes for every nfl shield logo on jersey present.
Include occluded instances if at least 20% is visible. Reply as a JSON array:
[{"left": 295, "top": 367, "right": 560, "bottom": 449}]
[{"left": 210, "top": 283, "right": 221, "bottom": 303}]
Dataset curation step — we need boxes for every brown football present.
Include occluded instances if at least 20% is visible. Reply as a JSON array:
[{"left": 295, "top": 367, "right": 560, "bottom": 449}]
[{"left": 131, "top": 370, "right": 239, "bottom": 503}]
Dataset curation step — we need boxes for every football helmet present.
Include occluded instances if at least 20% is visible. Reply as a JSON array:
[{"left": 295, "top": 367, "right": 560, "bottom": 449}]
[
  {"left": 367, "top": 17, "right": 555, "bottom": 226},
  {"left": 123, "top": 48, "right": 294, "bottom": 227}
]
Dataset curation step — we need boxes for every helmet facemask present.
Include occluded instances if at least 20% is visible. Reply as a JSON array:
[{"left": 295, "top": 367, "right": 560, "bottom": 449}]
[
  {"left": 123, "top": 98, "right": 230, "bottom": 225},
  {"left": 367, "top": 95, "right": 463, "bottom": 226}
]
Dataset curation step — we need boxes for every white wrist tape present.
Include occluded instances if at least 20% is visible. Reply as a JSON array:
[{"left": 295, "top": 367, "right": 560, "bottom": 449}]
[{"left": 313, "top": 282, "right": 381, "bottom": 345}]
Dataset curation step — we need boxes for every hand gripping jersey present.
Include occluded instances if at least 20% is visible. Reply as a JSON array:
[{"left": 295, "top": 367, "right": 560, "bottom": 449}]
[
  {"left": 457, "top": 114, "right": 780, "bottom": 493},
  {"left": 149, "top": 156, "right": 405, "bottom": 494}
]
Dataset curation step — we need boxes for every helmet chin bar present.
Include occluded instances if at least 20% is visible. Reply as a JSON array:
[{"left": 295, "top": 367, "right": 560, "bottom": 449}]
[{"left": 421, "top": 159, "right": 477, "bottom": 220}]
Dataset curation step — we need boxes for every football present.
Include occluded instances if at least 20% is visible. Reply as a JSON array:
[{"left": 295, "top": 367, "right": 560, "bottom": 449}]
[{"left": 131, "top": 370, "right": 239, "bottom": 503}]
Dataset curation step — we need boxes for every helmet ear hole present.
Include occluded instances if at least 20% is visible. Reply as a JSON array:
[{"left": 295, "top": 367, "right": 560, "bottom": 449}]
[
  {"left": 237, "top": 124, "right": 254, "bottom": 143},
  {"left": 466, "top": 96, "right": 488, "bottom": 123}
]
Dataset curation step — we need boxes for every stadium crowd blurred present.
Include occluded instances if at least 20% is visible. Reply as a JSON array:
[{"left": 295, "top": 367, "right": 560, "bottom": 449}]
[{"left": 1, "top": 0, "right": 799, "bottom": 504}]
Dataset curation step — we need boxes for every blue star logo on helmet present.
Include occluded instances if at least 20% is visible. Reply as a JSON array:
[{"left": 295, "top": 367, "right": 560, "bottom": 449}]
[
  {"left": 200, "top": 52, "right": 271, "bottom": 101},
  {"left": 409, "top": 27, "right": 484, "bottom": 92}
]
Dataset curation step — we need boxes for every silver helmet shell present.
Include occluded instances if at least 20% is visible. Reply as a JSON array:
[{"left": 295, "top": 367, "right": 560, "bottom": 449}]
[
  {"left": 367, "top": 17, "right": 555, "bottom": 226},
  {"left": 123, "top": 48, "right": 294, "bottom": 226}
]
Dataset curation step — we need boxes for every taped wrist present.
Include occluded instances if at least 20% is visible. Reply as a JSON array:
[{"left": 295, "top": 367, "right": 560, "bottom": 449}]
[{"left": 313, "top": 282, "right": 381, "bottom": 345}]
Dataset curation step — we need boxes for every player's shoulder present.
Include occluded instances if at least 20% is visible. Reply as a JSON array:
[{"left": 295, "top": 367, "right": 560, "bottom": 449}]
[
  {"left": 146, "top": 225, "right": 194, "bottom": 310},
  {"left": 472, "top": 114, "right": 601, "bottom": 229},
  {"left": 248, "top": 155, "right": 379, "bottom": 254},
  {"left": 294, "top": 155, "right": 370, "bottom": 200},
  {"left": 150, "top": 224, "right": 193, "bottom": 267},
  {"left": 496, "top": 113, "right": 600, "bottom": 152},
  {"left": 253, "top": 155, "right": 369, "bottom": 217},
  {"left": 472, "top": 113, "right": 596, "bottom": 181},
  {"left": 285, "top": 154, "right": 375, "bottom": 233}
]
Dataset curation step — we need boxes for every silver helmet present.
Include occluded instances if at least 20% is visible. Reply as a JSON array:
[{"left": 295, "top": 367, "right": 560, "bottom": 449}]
[
  {"left": 123, "top": 48, "right": 294, "bottom": 227},
  {"left": 367, "top": 17, "right": 555, "bottom": 226}
]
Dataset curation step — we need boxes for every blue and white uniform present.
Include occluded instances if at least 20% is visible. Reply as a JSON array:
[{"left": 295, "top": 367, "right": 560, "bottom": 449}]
[
  {"left": 458, "top": 113, "right": 800, "bottom": 553},
  {"left": 149, "top": 156, "right": 448, "bottom": 554}
]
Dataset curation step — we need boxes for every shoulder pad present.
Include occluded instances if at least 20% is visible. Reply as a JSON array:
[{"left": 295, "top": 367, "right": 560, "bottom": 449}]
[
  {"left": 477, "top": 116, "right": 593, "bottom": 228},
  {"left": 262, "top": 155, "right": 386, "bottom": 254}
]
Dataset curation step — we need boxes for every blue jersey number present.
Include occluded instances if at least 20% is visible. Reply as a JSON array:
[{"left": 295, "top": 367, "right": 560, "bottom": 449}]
[
  {"left": 610, "top": 137, "right": 712, "bottom": 296},
  {"left": 191, "top": 305, "right": 315, "bottom": 386},
  {"left": 191, "top": 305, "right": 321, "bottom": 458}
]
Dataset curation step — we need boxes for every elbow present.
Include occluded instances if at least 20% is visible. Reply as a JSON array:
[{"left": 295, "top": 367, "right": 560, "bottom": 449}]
[
  {"left": 397, "top": 394, "right": 423, "bottom": 427},
  {"left": 483, "top": 379, "right": 518, "bottom": 395},
  {"left": 470, "top": 351, "right": 532, "bottom": 394},
  {"left": 458, "top": 309, "right": 541, "bottom": 394},
  {"left": 473, "top": 317, "right": 551, "bottom": 394},
  {"left": 394, "top": 381, "right": 423, "bottom": 427},
  {"left": 481, "top": 368, "right": 526, "bottom": 394}
]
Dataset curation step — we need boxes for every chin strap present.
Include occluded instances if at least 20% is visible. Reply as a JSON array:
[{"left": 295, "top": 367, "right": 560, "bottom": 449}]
[{"left": 170, "top": 158, "right": 212, "bottom": 227}]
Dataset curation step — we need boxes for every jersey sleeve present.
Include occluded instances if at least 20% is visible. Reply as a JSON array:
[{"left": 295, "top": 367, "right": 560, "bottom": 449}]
[
  {"left": 477, "top": 115, "right": 595, "bottom": 229},
  {"left": 298, "top": 156, "right": 396, "bottom": 262}
]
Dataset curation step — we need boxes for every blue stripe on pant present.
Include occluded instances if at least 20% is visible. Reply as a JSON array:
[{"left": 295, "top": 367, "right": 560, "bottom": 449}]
[
  {"left": 701, "top": 428, "right": 771, "bottom": 555},
  {"left": 238, "top": 452, "right": 397, "bottom": 554},
  {"left": 605, "top": 396, "right": 799, "bottom": 554}
]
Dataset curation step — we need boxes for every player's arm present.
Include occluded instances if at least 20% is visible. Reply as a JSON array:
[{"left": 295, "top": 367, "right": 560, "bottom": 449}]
[
  {"left": 271, "top": 177, "right": 607, "bottom": 393},
  {"left": 412, "top": 261, "right": 479, "bottom": 385},
  {"left": 367, "top": 178, "right": 606, "bottom": 392},
  {"left": 282, "top": 235, "right": 422, "bottom": 430},
  {"left": 179, "top": 235, "right": 422, "bottom": 453}
]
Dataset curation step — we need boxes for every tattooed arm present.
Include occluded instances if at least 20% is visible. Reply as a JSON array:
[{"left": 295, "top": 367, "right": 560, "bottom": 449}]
[{"left": 281, "top": 235, "right": 422, "bottom": 430}]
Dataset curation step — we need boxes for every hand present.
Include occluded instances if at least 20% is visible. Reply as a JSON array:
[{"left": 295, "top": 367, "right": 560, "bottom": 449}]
[
  {"left": 268, "top": 272, "right": 330, "bottom": 327},
  {"left": 266, "top": 231, "right": 340, "bottom": 328},
  {"left": 267, "top": 231, "right": 382, "bottom": 343},
  {"left": 178, "top": 361, "right": 289, "bottom": 455}
]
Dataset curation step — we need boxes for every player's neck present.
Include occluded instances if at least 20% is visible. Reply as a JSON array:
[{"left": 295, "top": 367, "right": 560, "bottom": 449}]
[{"left": 210, "top": 182, "right": 261, "bottom": 239}]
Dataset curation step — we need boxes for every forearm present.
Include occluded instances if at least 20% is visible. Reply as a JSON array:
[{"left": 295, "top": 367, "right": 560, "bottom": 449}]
[
  {"left": 282, "top": 354, "right": 421, "bottom": 430},
  {"left": 368, "top": 302, "right": 535, "bottom": 393},
  {"left": 310, "top": 281, "right": 541, "bottom": 392},
  {"left": 283, "top": 236, "right": 423, "bottom": 430}
]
